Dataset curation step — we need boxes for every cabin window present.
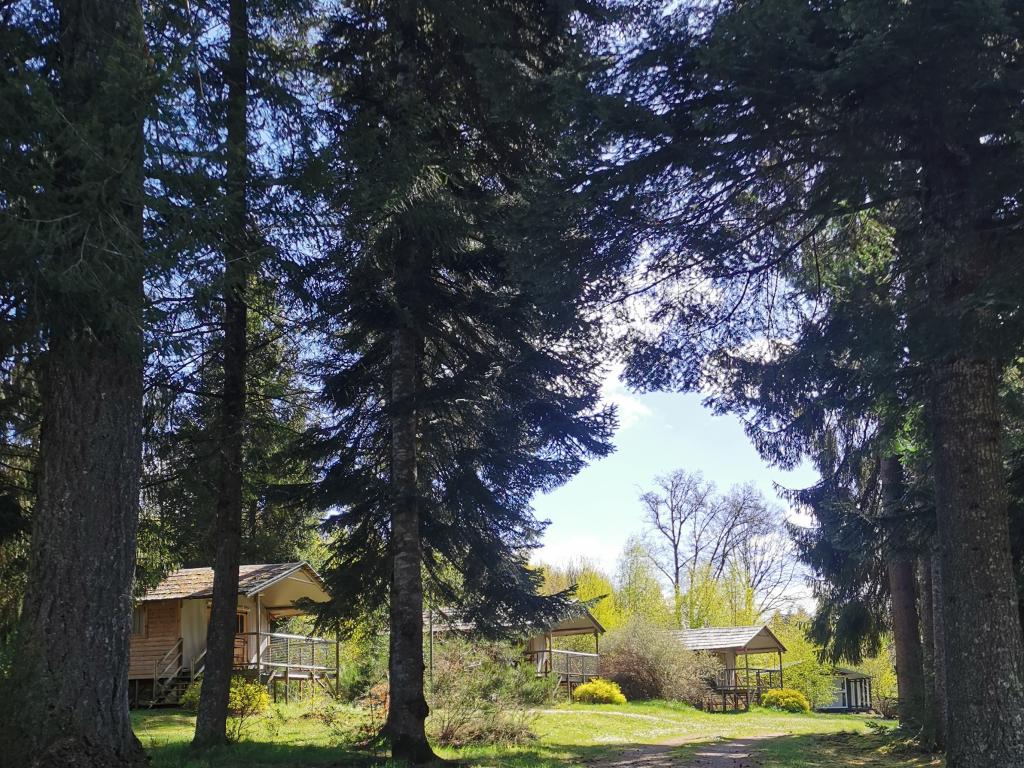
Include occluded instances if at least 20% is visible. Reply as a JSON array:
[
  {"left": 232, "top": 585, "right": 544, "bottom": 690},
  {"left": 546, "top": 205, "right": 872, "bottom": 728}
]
[
  {"left": 131, "top": 606, "right": 147, "bottom": 637},
  {"left": 236, "top": 612, "right": 246, "bottom": 634}
]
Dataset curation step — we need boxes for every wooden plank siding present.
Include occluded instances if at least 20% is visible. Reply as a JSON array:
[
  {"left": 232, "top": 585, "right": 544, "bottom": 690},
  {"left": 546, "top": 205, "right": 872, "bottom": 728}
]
[{"left": 129, "top": 599, "right": 181, "bottom": 679}]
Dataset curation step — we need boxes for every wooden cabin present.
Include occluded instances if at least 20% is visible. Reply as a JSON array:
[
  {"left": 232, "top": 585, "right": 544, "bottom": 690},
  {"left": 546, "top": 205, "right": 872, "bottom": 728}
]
[
  {"left": 130, "top": 561, "right": 334, "bottom": 706},
  {"left": 670, "top": 624, "right": 787, "bottom": 711}
]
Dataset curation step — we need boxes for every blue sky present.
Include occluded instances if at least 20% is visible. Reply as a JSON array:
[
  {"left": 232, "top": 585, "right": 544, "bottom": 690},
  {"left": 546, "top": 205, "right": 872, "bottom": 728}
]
[{"left": 532, "top": 374, "right": 819, "bottom": 576}]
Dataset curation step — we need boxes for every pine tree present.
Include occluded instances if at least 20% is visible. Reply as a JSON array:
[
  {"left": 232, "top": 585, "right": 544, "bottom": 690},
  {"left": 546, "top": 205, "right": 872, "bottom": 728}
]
[
  {"left": 0, "top": 0, "right": 151, "bottom": 764},
  {"left": 140, "top": 0, "right": 327, "bottom": 744},
  {"left": 313, "top": 2, "right": 616, "bottom": 760},
  {"left": 620, "top": 3, "right": 1024, "bottom": 762}
]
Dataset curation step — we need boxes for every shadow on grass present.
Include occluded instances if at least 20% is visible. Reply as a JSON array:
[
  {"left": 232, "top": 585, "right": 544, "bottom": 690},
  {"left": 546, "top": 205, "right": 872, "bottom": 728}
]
[
  {"left": 133, "top": 708, "right": 942, "bottom": 768},
  {"left": 143, "top": 740, "right": 391, "bottom": 768},
  {"left": 675, "top": 729, "right": 944, "bottom": 768}
]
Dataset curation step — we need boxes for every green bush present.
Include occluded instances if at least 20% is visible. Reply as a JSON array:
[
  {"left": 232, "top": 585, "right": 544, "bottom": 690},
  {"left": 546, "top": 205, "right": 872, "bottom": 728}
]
[
  {"left": 335, "top": 627, "right": 389, "bottom": 702},
  {"left": 180, "top": 680, "right": 200, "bottom": 711},
  {"left": 179, "top": 675, "right": 271, "bottom": 716},
  {"left": 427, "top": 638, "right": 542, "bottom": 747},
  {"left": 601, "top": 617, "right": 720, "bottom": 704},
  {"left": 762, "top": 687, "right": 811, "bottom": 713},
  {"left": 572, "top": 678, "right": 627, "bottom": 705}
]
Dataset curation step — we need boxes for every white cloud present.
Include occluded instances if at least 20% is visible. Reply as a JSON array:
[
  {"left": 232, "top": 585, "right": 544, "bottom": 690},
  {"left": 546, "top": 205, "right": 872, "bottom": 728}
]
[
  {"left": 532, "top": 534, "right": 622, "bottom": 575},
  {"left": 601, "top": 363, "right": 651, "bottom": 430}
]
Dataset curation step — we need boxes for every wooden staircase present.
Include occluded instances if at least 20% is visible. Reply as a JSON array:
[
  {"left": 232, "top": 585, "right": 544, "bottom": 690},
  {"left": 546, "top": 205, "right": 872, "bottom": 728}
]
[
  {"left": 151, "top": 672, "right": 190, "bottom": 706},
  {"left": 149, "top": 638, "right": 186, "bottom": 707}
]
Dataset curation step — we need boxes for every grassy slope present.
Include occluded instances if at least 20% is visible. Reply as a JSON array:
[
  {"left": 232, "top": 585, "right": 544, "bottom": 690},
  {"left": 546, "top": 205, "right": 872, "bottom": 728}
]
[{"left": 132, "top": 702, "right": 941, "bottom": 768}]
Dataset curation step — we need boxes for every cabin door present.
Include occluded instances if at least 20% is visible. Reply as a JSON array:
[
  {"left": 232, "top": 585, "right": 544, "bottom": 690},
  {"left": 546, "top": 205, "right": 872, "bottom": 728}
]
[{"left": 234, "top": 611, "right": 248, "bottom": 666}]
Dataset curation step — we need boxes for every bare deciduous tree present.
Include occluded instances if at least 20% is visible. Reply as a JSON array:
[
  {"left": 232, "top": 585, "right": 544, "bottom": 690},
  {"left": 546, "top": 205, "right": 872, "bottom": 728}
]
[{"left": 640, "top": 470, "right": 802, "bottom": 625}]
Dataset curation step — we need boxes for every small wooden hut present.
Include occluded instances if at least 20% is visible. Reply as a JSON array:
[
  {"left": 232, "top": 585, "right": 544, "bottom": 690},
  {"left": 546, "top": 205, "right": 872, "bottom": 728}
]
[
  {"left": 670, "top": 624, "right": 787, "bottom": 710},
  {"left": 819, "top": 668, "right": 873, "bottom": 712},
  {"left": 523, "top": 611, "right": 605, "bottom": 688}
]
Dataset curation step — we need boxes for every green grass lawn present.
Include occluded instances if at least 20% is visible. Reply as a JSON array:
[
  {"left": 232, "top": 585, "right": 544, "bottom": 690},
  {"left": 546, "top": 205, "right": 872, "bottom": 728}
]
[{"left": 132, "top": 701, "right": 942, "bottom": 768}]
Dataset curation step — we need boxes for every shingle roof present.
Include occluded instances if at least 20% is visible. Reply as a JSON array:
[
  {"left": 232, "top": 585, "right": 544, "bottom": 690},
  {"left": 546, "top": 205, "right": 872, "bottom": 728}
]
[
  {"left": 834, "top": 667, "right": 871, "bottom": 679},
  {"left": 141, "top": 562, "right": 320, "bottom": 601},
  {"left": 669, "top": 625, "right": 787, "bottom": 653}
]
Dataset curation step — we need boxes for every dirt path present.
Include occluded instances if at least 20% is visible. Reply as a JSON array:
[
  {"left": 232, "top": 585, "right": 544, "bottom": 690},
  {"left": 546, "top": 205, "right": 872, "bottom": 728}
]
[{"left": 584, "top": 735, "right": 779, "bottom": 768}]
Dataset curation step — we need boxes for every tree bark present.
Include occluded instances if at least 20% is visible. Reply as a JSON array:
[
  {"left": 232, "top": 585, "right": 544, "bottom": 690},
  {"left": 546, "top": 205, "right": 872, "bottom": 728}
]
[
  {"left": 887, "top": 558, "right": 927, "bottom": 731},
  {"left": 928, "top": 358, "right": 1024, "bottom": 767},
  {"left": 930, "top": 552, "right": 948, "bottom": 749},
  {"left": 918, "top": 553, "right": 944, "bottom": 750},
  {"left": 0, "top": 3, "right": 147, "bottom": 765},
  {"left": 193, "top": 0, "right": 250, "bottom": 748},
  {"left": 385, "top": 309, "right": 435, "bottom": 764},
  {"left": 879, "top": 457, "right": 929, "bottom": 735}
]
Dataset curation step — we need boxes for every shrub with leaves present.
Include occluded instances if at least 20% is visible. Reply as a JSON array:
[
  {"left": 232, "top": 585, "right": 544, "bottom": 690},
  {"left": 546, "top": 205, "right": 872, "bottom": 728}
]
[
  {"left": 335, "top": 624, "right": 389, "bottom": 702},
  {"left": 749, "top": 614, "right": 836, "bottom": 707},
  {"left": 427, "top": 638, "right": 541, "bottom": 747},
  {"left": 601, "top": 617, "right": 720, "bottom": 704},
  {"left": 180, "top": 675, "right": 271, "bottom": 740},
  {"left": 572, "top": 678, "right": 626, "bottom": 705},
  {"left": 761, "top": 688, "right": 811, "bottom": 713}
]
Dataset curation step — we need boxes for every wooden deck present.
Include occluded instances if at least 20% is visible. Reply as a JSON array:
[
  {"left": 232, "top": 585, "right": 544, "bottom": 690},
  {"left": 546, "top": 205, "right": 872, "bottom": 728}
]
[
  {"left": 527, "top": 649, "right": 600, "bottom": 691},
  {"left": 139, "top": 630, "right": 340, "bottom": 707},
  {"left": 703, "top": 667, "right": 783, "bottom": 712}
]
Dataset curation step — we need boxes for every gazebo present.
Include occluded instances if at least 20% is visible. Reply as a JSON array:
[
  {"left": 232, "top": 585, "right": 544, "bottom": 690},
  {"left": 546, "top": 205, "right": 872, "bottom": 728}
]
[
  {"left": 524, "top": 611, "right": 605, "bottom": 688},
  {"left": 670, "top": 624, "right": 787, "bottom": 710},
  {"left": 425, "top": 606, "right": 605, "bottom": 691}
]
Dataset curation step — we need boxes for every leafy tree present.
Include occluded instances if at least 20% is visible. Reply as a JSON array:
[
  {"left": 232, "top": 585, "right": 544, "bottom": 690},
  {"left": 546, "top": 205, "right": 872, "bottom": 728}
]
[
  {"left": 615, "top": 539, "right": 673, "bottom": 626},
  {"left": 139, "top": 0, "right": 327, "bottom": 745},
  {"left": 762, "top": 612, "right": 837, "bottom": 709},
  {"left": 541, "top": 558, "right": 624, "bottom": 631}
]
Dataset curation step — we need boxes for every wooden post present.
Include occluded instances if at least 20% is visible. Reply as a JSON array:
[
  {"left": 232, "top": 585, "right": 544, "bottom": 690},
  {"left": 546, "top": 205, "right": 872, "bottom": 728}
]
[
  {"left": 777, "top": 650, "right": 783, "bottom": 688},
  {"left": 284, "top": 636, "right": 291, "bottom": 703},
  {"left": 334, "top": 635, "right": 341, "bottom": 699},
  {"left": 255, "top": 592, "right": 262, "bottom": 681}
]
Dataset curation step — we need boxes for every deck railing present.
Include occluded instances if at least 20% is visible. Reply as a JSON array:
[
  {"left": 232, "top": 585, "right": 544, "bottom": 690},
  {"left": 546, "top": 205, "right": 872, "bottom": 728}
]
[
  {"left": 713, "top": 667, "right": 782, "bottom": 693},
  {"left": 231, "top": 631, "right": 339, "bottom": 672},
  {"left": 527, "top": 649, "right": 600, "bottom": 684},
  {"left": 233, "top": 631, "right": 341, "bottom": 699}
]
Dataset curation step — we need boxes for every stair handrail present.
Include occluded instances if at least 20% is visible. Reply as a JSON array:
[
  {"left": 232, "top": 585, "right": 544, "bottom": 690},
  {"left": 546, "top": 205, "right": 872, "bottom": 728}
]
[
  {"left": 153, "top": 637, "right": 183, "bottom": 683},
  {"left": 191, "top": 648, "right": 207, "bottom": 681},
  {"left": 150, "top": 637, "right": 183, "bottom": 707}
]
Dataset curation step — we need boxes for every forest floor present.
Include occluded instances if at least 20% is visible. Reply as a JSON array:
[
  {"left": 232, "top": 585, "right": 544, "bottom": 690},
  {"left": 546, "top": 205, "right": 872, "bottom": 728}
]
[{"left": 132, "top": 701, "right": 944, "bottom": 768}]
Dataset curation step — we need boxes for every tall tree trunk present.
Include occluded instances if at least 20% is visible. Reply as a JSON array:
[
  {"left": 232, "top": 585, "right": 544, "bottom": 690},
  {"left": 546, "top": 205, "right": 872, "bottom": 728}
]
[
  {"left": 918, "top": 554, "right": 943, "bottom": 750},
  {"left": 193, "top": 0, "right": 250, "bottom": 748},
  {"left": 880, "top": 457, "right": 929, "bottom": 735},
  {"left": 930, "top": 552, "right": 948, "bottom": 749},
  {"left": 928, "top": 358, "right": 1024, "bottom": 767},
  {"left": 887, "top": 558, "right": 927, "bottom": 731},
  {"left": 385, "top": 311, "right": 435, "bottom": 764},
  {"left": 917, "top": 152, "right": 1024, "bottom": 765},
  {"left": 0, "top": 2, "right": 147, "bottom": 765}
]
